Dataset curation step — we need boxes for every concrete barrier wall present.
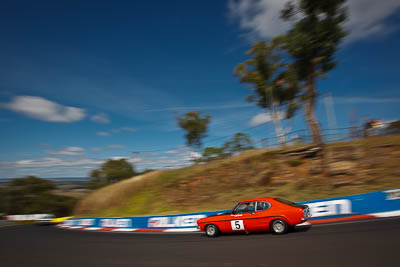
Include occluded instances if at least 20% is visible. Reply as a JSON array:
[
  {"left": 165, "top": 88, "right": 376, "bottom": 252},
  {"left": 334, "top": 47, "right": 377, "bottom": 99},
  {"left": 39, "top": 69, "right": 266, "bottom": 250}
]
[
  {"left": 6, "top": 214, "right": 54, "bottom": 221},
  {"left": 61, "top": 188, "right": 400, "bottom": 231}
]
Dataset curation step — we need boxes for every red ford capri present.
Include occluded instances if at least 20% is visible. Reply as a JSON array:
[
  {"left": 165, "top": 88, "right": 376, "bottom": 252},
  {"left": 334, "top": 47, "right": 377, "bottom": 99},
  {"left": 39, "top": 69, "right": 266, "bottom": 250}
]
[{"left": 197, "top": 197, "right": 311, "bottom": 237}]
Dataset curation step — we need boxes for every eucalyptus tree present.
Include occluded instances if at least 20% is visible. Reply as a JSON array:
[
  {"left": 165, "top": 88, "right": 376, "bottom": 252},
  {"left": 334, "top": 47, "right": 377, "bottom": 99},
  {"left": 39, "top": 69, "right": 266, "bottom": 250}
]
[
  {"left": 280, "top": 0, "right": 347, "bottom": 146},
  {"left": 234, "top": 39, "right": 299, "bottom": 145},
  {"left": 177, "top": 111, "right": 211, "bottom": 150}
]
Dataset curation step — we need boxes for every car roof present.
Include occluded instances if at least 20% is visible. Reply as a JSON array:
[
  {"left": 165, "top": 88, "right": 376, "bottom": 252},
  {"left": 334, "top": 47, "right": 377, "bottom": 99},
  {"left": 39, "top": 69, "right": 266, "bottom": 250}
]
[{"left": 237, "top": 197, "right": 275, "bottom": 203}]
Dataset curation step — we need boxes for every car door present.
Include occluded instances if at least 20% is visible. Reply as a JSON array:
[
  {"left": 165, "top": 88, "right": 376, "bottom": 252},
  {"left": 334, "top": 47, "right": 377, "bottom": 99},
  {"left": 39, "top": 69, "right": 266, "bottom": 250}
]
[
  {"left": 248, "top": 201, "right": 271, "bottom": 231},
  {"left": 229, "top": 201, "right": 257, "bottom": 232}
]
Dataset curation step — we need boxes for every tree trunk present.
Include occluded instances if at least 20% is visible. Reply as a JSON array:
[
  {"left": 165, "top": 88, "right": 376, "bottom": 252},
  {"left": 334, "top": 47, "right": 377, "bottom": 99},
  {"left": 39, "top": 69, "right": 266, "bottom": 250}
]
[
  {"left": 305, "top": 72, "right": 323, "bottom": 146},
  {"left": 271, "top": 103, "right": 286, "bottom": 146},
  {"left": 305, "top": 70, "right": 326, "bottom": 169}
]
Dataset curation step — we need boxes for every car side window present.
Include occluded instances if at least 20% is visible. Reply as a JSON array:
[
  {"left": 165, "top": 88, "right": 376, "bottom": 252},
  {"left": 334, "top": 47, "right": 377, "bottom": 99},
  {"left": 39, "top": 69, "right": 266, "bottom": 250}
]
[
  {"left": 233, "top": 202, "right": 256, "bottom": 214},
  {"left": 256, "top": 201, "right": 270, "bottom": 212}
]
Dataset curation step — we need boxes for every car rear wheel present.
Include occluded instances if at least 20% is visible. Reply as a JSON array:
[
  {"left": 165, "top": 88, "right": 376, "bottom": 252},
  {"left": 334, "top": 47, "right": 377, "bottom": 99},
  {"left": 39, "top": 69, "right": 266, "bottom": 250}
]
[
  {"left": 205, "top": 224, "right": 220, "bottom": 237},
  {"left": 270, "top": 219, "right": 289, "bottom": 234}
]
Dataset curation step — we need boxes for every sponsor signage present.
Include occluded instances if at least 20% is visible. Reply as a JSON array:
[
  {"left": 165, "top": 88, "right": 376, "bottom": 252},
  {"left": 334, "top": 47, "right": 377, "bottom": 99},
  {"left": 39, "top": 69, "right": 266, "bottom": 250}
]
[
  {"left": 63, "top": 188, "right": 400, "bottom": 229},
  {"left": 6, "top": 214, "right": 53, "bottom": 221},
  {"left": 100, "top": 219, "right": 131, "bottom": 228},
  {"left": 147, "top": 215, "right": 205, "bottom": 228},
  {"left": 385, "top": 189, "right": 400, "bottom": 200},
  {"left": 304, "top": 199, "right": 352, "bottom": 217}
]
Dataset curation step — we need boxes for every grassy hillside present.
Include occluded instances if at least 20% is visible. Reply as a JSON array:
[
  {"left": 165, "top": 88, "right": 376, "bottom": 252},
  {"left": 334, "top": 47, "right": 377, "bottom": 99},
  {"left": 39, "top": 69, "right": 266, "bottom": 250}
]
[{"left": 74, "top": 134, "right": 400, "bottom": 217}]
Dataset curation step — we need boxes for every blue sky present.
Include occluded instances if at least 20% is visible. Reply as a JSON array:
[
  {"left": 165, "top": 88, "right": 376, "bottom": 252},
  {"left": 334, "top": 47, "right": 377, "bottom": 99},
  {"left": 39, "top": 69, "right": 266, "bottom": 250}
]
[{"left": 0, "top": 0, "right": 399, "bottom": 178}]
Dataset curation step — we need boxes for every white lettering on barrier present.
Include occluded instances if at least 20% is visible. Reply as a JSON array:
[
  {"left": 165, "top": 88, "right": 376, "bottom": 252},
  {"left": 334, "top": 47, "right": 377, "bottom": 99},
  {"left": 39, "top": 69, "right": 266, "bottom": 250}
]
[
  {"left": 305, "top": 199, "right": 352, "bottom": 217},
  {"left": 63, "top": 220, "right": 75, "bottom": 226},
  {"left": 148, "top": 215, "right": 206, "bottom": 228},
  {"left": 100, "top": 219, "right": 131, "bottom": 228},
  {"left": 79, "top": 219, "right": 94, "bottom": 226},
  {"left": 385, "top": 189, "right": 400, "bottom": 200}
]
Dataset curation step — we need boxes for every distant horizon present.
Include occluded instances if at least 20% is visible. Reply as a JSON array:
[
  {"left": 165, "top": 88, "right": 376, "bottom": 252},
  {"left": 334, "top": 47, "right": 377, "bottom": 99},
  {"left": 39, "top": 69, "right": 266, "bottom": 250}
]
[{"left": 0, "top": 176, "right": 90, "bottom": 181}]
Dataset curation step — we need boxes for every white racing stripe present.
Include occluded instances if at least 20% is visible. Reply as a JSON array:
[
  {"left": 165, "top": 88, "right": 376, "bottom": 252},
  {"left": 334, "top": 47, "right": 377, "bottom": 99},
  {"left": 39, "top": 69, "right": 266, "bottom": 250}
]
[
  {"left": 111, "top": 228, "right": 138, "bottom": 232},
  {"left": 163, "top": 228, "right": 200, "bottom": 232},
  {"left": 85, "top": 227, "right": 101, "bottom": 231},
  {"left": 370, "top": 210, "right": 400, "bottom": 217}
]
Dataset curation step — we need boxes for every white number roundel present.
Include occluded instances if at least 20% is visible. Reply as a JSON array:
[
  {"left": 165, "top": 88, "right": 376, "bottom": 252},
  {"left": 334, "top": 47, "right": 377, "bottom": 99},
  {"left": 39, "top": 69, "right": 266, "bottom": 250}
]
[{"left": 231, "top": 220, "right": 244, "bottom": 230}]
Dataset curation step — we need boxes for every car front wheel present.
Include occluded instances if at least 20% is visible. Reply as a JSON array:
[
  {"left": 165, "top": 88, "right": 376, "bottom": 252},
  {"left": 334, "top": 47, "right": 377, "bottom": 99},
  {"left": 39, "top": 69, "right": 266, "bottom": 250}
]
[
  {"left": 205, "top": 224, "right": 220, "bottom": 237},
  {"left": 270, "top": 219, "right": 289, "bottom": 234}
]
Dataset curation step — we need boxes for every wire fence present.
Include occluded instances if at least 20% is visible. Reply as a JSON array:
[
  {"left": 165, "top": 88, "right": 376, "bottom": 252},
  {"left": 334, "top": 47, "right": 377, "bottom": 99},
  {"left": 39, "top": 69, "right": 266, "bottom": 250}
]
[
  {"left": 133, "top": 125, "right": 397, "bottom": 171},
  {"left": 254, "top": 126, "right": 366, "bottom": 149}
]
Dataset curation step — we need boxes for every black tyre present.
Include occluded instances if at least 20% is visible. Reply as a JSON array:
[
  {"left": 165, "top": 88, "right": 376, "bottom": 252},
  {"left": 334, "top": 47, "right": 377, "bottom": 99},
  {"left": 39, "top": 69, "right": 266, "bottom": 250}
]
[
  {"left": 205, "top": 224, "right": 220, "bottom": 237},
  {"left": 270, "top": 219, "right": 289, "bottom": 234}
]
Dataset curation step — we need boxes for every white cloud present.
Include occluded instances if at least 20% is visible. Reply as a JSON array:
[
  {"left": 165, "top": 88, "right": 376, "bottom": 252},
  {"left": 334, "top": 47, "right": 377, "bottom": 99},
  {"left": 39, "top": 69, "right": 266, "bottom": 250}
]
[
  {"left": 228, "top": 0, "right": 289, "bottom": 41},
  {"left": 345, "top": 0, "right": 400, "bottom": 42},
  {"left": 228, "top": 0, "right": 400, "bottom": 43},
  {"left": 165, "top": 150, "right": 179, "bottom": 155},
  {"left": 110, "top": 156, "right": 126, "bottom": 160},
  {"left": 90, "top": 112, "right": 110, "bottom": 124},
  {"left": 2, "top": 157, "right": 102, "bottom": 168},
  {"left": 249, "top": 112, "right": 283, "bottom": 126},
  {"left": 2, "top": 95, "right": 86, "bottom": 122},
  {"left": 47, "top": 146, "right": 85, "bottom": 156},
  {"left": 96, "top": 131, "right": 110, "bottom": 136}
]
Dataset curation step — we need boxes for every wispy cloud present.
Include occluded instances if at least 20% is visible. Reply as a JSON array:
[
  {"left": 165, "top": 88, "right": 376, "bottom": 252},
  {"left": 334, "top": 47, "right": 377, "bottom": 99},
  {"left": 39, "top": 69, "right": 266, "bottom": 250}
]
[
  {"left": 165, "top": 150, "right": 179, "bottom": 155},
  {"left": 90, "top": 112, "right": 110, "bottom": 124},
  {"left": 1, "top": 157, "right": 102, "bottom": 168},
  {"left": 39, "top": 143, "right": 51, "bottom": 147},
  {"left": 96, "top": 131, "right": 110, "bottom": 136},
  {"left": 146, "top": 103, "right": 253, "bottom": 112},
  {"left": 249, "top": 112, "right": 283, "bottom": 126},
  {"left": 105, "top": 145, "right": 127, "bottom": 149},
  {"left": 127, "top": 147, "right": 201, "bottom": 170},
  {"left": 120, "top": 127, "right": 137, "bottom": 132},
  {"left": 228, "top": 0, "right": 400, "bottom": 44},
  {"left": 96, "top": 127, "right": 136, "bottom": 137},
  {"left": 47, "top": 146, "right": 85, "bottom": 156},
  {"left": 334, "top": 96, "right": 400, "bottom": 104},
  {"left": 90, "top": 145, "right": 127, "bottom": 152},
  {"left": 1, "top": 95, "right": 86, "bottom": 122}
]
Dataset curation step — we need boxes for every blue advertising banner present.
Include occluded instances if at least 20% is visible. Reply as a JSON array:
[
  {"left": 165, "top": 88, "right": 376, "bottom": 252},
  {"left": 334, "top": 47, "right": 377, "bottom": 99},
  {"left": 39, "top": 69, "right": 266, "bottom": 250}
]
[{"left": 63, "top": 188, "right": 400, "bottom": 229}]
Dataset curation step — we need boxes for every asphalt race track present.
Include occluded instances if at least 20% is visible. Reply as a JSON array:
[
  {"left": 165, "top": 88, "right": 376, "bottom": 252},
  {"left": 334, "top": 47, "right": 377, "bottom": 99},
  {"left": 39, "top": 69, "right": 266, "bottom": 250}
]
[{"left": 1, "top": 217, "right": 399, "bottom": 267}]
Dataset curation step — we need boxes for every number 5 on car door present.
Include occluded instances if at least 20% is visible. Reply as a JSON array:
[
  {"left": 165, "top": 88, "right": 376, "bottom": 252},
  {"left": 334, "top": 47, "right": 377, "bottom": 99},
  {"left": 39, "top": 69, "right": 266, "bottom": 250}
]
[{"left": 231, "top": 220, "right": 244, "bottom": 230}]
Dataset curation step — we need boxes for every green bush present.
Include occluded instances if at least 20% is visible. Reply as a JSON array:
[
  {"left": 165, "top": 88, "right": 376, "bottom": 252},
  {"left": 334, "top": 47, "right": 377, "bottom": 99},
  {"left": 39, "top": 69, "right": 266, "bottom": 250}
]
[{"left": 4, "top": 176, "right": 77, "bottom": 217}]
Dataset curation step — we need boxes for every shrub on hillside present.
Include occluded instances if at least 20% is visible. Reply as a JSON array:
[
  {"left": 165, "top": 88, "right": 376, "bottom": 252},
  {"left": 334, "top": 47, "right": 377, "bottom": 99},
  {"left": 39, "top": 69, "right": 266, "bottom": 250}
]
[{"left": 88, "top": 159, "right": 136, "bottom": 189}]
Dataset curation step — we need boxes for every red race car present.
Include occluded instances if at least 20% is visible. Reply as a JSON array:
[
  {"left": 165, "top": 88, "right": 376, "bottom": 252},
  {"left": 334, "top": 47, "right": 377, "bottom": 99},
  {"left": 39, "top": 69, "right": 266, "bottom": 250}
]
[{"left": 197, "top": 197, "right": 311, "bottom": 237}]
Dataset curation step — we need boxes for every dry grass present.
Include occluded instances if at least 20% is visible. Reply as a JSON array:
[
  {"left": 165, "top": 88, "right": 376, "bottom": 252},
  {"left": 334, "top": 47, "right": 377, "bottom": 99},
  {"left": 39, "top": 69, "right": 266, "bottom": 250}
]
[
  {"left": 74, "top": 171, "right": 161, "bottom": 215},
  {"left": 74, "top": 134, "right": 400, "bottom": 217}
]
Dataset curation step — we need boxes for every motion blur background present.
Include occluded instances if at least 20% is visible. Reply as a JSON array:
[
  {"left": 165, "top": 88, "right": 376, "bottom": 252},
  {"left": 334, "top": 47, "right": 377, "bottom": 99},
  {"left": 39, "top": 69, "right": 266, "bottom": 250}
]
[{"left": 0, "top": 0, "right": 399, "bottom": 219}]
